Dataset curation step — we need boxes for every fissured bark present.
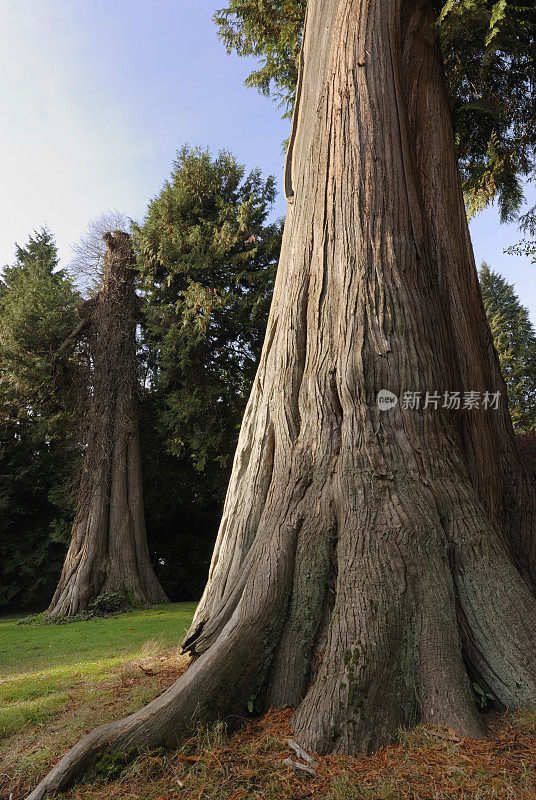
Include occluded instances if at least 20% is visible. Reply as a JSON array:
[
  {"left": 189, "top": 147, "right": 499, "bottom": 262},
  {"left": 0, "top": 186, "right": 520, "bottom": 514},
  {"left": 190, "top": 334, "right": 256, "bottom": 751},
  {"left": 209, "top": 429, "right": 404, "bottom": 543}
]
[
  {"left": 29, "top": 1, "right": 536, "bottom": 795},
  {"left": 47, "top": 231, "right": 167, "bottom": 617}
]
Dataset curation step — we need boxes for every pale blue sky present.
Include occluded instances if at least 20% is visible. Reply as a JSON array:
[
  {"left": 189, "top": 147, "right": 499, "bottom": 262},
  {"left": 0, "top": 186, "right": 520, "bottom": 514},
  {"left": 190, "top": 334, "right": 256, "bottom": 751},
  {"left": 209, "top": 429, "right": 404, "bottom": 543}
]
[{"left": 1, "top": 0, "right": 534, "bottom": 322}]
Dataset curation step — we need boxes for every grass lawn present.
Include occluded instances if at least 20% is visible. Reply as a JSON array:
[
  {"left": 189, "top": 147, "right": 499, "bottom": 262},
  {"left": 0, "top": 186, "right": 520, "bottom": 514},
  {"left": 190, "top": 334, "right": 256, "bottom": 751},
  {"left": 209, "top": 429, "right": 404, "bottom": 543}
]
[
  {"left": 0, "top": 602, "right": 196, "bottom": 677},
  {"left": 3, "top": 603, "right": 536, "bottom": 799},
  {"left": 0, "top": 603, "right": 196, "bottom": 736},
  {"left": 0, "top": 603, "right": 195, "bottom": 797}
]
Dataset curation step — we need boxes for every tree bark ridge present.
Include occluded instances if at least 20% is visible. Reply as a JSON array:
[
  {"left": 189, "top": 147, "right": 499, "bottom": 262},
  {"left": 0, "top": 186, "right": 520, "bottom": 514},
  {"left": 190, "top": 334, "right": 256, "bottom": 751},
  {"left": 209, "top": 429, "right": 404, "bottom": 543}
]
[
  {"left": 47, "top": 231, "right": 167, "bottom": 617},
  {"left": 28, "top": 0, "right": 536, "bottom": 794}
]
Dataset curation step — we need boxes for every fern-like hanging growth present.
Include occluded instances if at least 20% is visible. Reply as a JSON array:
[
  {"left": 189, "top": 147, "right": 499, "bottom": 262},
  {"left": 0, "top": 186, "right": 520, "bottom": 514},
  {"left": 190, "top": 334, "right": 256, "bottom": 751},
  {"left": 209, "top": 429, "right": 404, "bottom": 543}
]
[{"left": 214, "top": 0, "right": 536, "bottom": 220}]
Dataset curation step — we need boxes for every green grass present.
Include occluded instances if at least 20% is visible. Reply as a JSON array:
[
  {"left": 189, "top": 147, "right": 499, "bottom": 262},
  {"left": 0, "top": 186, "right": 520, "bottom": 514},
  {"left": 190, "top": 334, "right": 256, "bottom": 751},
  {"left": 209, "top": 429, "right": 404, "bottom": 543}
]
[
  {"left": 0, "top": 602, "right": 196, "bottom": 675},
  {"left": 0, "top": 603, "right": 196, "bottom": 740},
  {"left": 0, "top": 691, "right": 71, "bottom": 737},
  {"left": 3, "top": 603, "right": 536, "bottom": 800}
]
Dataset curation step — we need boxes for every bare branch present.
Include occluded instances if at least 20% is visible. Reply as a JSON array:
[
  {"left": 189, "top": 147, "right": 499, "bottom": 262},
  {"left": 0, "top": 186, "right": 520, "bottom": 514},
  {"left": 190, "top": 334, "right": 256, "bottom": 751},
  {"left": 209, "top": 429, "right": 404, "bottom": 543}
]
[{"left": 68, "top": 211, "right": 129, "bottom": 288}]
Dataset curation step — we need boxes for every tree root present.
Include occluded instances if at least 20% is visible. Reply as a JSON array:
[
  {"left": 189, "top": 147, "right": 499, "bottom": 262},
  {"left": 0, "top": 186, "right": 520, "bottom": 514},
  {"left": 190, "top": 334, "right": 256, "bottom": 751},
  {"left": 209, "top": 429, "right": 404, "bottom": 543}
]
[
  {"left": 28, "top": 466, "right": 536, "bottom": 798},
  {"left": 27, "top": 473, "right": 305, "bottom": 798}
]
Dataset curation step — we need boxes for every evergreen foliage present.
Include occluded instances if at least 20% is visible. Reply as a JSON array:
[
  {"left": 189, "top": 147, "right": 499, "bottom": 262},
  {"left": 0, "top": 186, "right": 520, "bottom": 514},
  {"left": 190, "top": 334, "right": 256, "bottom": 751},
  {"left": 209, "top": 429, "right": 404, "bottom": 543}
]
[
  {"left": 0, "top": 230, "right": 85, "bottom": 610},
  {"left": 214, "top": 0, "right": 536, "bottom": 220},
  {"left": 214, "top": 0, "right": 306, "bottom": 118},
  {"left": 479, "top": 262, "right": 536, "bottom": 431},
  {"left": 135, "top": 146, "right": 281, "bottom": 597},
  {"left": 440, "top": 1, "right": 536, "bottom": 221},
  {"left": 506, "top": 201, "right": 536, "bottom": 265},
  {"left": 0, "top": 150, "right": 282, "bottom": 610}
]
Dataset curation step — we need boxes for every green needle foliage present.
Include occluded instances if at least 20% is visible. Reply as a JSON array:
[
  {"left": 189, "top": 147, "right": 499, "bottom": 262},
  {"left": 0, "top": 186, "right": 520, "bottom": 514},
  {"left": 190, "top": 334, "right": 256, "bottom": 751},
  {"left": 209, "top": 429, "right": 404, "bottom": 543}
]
[
  {"left": 214, "top": 0, "right": 306, "bottom": 118},
  {"left": 441, "top": 1, "right": 536, "bottom": 221},
  {"left": 135, "top": 146, "right": 282, "bottom": 598},
  {"left": 507, "top": 201, "right": 536, "bottom": 266},
  {"left": 136, "top": 145, "right": 281, "bottom": 472},
  {"left": 0, "top": 229, "right": 86, "bottom": 610},
  {"left": 479, "top": 262, "right": 536, "bottom": 431},
  {"left": 136, "top": 148, "right": 281, "bottom": 470},
  {"left": 214, "top": 0, "right": 535, "bottom": 221}
]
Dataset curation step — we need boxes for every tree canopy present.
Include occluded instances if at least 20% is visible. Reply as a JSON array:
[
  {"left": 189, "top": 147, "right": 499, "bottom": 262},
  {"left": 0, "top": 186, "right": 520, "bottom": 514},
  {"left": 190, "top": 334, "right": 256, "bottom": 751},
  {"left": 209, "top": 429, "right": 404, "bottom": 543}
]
[
  {"left": 215, "top": 0, "right": 536, "bottom": 221},
  {"left": 135, "top": 145, "right": 281, "bottom": 474},
  {"left": 25, "top": 3, "right": 536, "bottom": 791},
  {"left": 0, "top": 149, "right": 283, "bottom": 613},
  {"left": 0, "top": 230, "right": 85, "bottom": 610},
  {"left": 479, "top": 262, "right": 536, "bottom": 431},
  {"left": 134, "top": 146, "right": 281, "bottom": 599}
]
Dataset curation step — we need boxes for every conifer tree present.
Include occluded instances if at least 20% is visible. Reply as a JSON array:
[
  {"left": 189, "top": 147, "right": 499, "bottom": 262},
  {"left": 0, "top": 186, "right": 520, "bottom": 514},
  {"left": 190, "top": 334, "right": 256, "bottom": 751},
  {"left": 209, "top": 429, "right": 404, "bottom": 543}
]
[
  {"left": 479, "top": 263, "right": 536, "bottom": 431},
  {"left": 135, "top": 147, "right": 282, "bottom": 598},
  {"left": 47, "top": 231, "right": 167, "bottom": 617},
  {"left": 136, "top": 146, "right": 280, "bottom": 474},
  {"left": 0, "top": 230, "right": 84, "bottom": 610},
  {"left": 27, "top": 3, "right": 536, "bottom": 794},
  {"left": 215, "top": 0, "right": 536, "bottom": 221}
]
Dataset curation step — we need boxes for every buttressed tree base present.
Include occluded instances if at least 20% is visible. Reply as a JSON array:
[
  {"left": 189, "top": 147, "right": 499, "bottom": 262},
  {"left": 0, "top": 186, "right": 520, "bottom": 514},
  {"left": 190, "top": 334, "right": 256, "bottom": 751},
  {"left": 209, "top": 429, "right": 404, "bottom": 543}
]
[
  {"left": 29, "top": 0, "right": 536, "bottom": 795},
  {"left": 47, "top": 231, "right": 167, "bottom": 618}
]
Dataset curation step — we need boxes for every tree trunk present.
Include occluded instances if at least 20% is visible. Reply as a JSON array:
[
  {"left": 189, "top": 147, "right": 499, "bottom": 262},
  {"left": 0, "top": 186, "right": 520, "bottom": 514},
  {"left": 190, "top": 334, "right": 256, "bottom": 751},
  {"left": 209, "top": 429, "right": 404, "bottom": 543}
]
[
  {"left": 47, "top": 231, "right": 167, "bottom": 617},
  {"left": 29, "top": 1, "right": 536, "bottom": 794}
]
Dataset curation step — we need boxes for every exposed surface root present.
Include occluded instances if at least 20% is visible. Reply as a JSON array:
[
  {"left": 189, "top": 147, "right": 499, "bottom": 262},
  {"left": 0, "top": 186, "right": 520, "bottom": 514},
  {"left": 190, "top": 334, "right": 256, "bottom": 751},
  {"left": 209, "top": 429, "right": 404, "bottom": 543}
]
[
  {"left": 27, "top": 464, "right": 310, "bottom": 797},
  {"left": 290, "top": 479, "right": 484, "bottom": 755},
  {"left": 443, "top": 483, "right": 536, "bottom": 708},
  {"left": 26, "top": 0, "right": 536, "bottom": 792},
  {"left": 28, "top": 465, "right": 536, "bottom": 798}
]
